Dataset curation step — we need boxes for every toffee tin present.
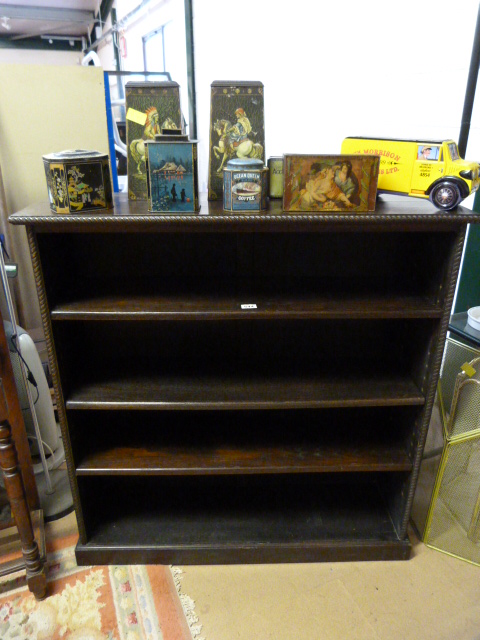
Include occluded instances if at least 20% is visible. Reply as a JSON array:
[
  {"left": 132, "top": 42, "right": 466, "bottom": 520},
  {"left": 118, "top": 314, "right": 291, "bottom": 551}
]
[
  {"left": 43, "top": 149, "right": 113, "bottom": 214},
  {"left": 223, "top": 158, "right": 268, "bottom": 212}
]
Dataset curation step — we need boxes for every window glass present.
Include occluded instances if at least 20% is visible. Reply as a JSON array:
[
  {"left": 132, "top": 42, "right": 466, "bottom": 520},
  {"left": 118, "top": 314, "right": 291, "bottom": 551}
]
[
  {"left": 144, "top": 28, "right": 166, "bottom": 72},
  {"left": 448, "top": 143, "right": 460, "bottom": 161}
]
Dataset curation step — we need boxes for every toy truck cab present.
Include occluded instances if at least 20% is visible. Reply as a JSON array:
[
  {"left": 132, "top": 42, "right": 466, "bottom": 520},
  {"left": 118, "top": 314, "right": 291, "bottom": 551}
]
[{"left": 341, "top": 137, "right": 480, "bottom": 210}]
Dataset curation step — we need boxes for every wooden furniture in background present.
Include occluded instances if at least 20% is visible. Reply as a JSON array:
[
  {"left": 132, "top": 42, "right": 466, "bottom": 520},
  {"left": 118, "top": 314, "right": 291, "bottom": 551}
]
[
  {"left": 10, "top": 194, "right": 478, "bottom": 565},
  {"left": 0, "top": 315, "right": 46, "bottom": 599}
]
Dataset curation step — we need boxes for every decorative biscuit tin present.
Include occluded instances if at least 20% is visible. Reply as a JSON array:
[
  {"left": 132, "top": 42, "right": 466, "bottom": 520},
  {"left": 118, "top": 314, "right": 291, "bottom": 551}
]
[
  {"left": 43, "top": 149, "right": 113, "bottom": 214},
  {"left": 208, "top": 80, "right": 265, "bottom": 201},
  {"left": 283, "top": 154, "right": 379, "bottom": 213},
  {"left": 126, "top": 81, "right": 182, "bottom": 201},
  {"left": 267, "top": 157, "right": 284, "bottom": 198},
  {"left": 145, "top": 131, "right": 200, "bottom": 213},
  {"left": 223, "top": 158, "right": 268, "bottom": 212}
]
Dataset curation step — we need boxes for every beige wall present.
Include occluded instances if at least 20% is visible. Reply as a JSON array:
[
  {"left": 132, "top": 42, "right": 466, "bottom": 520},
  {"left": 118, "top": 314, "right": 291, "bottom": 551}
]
[
  {"left": 0, "top": 48, "right": 83, "bottom": 66},
  {"left": 0, "top": 63, "right": 110, "bottom": 332}
]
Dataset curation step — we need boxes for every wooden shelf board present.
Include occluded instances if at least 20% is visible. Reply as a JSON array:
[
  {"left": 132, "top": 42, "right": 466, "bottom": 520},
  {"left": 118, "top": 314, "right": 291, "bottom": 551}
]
[
  {"left": 51, "top": 293, "right": 442, "bottom": 321},
  {"left": 75, "top": 538, "right": 411, "bottom": 564},
  {"left": 75, "top": 442, "right": 412, "bottom": 475},
  {"left": 66, "top": 374, "right": 425, "bottom": 410}
]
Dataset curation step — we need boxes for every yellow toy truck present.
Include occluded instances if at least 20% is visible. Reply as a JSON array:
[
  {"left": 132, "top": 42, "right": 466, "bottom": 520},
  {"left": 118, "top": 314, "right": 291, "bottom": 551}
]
[{"left": 341, "top": 137, "right": 480, "bottom": 210}]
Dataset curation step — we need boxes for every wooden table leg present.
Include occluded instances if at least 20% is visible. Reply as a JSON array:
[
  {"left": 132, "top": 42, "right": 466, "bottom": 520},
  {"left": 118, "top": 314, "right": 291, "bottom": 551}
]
[{"left": 0, "top": 416, "right": 47, "bottom": 600}]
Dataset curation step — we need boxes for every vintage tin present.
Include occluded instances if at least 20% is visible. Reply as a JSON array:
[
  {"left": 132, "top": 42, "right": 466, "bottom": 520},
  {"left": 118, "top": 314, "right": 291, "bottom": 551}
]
[
  {"left": 145, "top": 132, "right": 200, "bottom": 213},
  {"left": 283, "top": 154, "right": 379, "bottom": 213},
  {"left": 223, "top": 158, "right": 268, "bottom": 212},
  {"left": 126, "top": 81, "right": 182, "bottom": 201},
  {"left": 267, "top": 157, "right": 284, "bottom": 198},
  {"left": 43, "top": 149, "right": 113, "bottom": 214},
  {"left": 208, "top": 80, "right": 265, "bottom": 201}
]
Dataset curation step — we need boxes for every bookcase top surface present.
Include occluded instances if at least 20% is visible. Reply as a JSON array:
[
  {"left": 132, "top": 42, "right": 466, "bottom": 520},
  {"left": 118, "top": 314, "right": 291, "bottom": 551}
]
[{"left": 9, "top": 193, "right": 480, "bottom": 229}]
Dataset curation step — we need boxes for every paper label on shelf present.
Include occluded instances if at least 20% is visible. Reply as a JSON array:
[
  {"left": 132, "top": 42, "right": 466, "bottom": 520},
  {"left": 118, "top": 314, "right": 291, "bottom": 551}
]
[
  {"left": 126, "top": 108, "right": 147, "bottom": 126},
  {"left": 241, "top": 304, "right": 257, "bottom": 309},
  {"left": 461, "top": 362, "right": 476, "bottom": 377}
]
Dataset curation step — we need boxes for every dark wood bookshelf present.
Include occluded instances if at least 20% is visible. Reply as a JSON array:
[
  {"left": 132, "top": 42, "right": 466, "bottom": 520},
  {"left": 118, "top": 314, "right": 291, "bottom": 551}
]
[
  {"left": 64, "top": 373, "right": 426, "bottom": 410},
  {"left": 10, "top": 193, "right": 477, "bottom": 564}
]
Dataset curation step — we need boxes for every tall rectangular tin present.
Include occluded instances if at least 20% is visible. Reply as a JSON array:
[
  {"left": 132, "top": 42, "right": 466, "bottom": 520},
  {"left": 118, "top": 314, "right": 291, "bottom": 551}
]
[
  {"left": 145, "top": 135, "right": 200, "bottom": 213},
  {"left": 208, "top": 80, "right": 265, "bottom": 201},
  {"left": 126, "top": 81, "right": 182, "bottom": 201}
]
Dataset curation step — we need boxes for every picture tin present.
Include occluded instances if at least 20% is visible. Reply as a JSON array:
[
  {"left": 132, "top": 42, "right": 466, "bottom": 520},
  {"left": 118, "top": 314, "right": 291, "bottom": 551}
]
[
  {"left": 145, "top": 132, "right": 200, "bottom": 213},
  {"left": 126, "top": 80, "right": 182, "bottom": 201},
  {"left": 223, "top": 158, "right": 268, "bottom": 212},
  {"left": 43, "top": 149, "right": 113, "bottom": 214},
  {"left": 208, "top": 80, "right": 265, "bottom": 201},
  {"left": 283, "top": 154, "right": 379, "bottom": 212}
]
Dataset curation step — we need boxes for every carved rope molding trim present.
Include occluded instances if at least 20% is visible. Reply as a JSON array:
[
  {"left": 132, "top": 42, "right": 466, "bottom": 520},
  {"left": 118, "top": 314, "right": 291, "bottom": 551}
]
[
  {"left": 25, "top": 227, "right": 87, "bottom": 541},
  {"left": 10, "top": 213, "right": 480, "bottom": 225}
]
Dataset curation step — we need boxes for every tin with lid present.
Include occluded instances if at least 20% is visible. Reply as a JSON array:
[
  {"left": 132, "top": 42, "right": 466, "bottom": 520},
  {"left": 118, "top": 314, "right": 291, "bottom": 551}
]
[
  {"left": 43, "top": 149, "right": 113, "bottom": 214},
  {"left": 223, "top": 158, "right": 268, "bottom": 212},
  {"left": 145, "top": 130, "right": 200, "bottom": 213}
]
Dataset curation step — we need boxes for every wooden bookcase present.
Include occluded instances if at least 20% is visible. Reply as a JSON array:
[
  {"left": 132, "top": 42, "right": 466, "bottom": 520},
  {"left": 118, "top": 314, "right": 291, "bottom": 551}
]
[{"left": 10, "top": 194, "right": 477, "bottom": 565}]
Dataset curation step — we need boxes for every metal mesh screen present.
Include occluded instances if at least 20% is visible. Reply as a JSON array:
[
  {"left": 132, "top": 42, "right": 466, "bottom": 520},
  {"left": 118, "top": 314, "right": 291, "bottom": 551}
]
[
  {"left": 425, "top": 436, "right": 480, "bottom": 565},
  {"left": 448, "top": 377, "right": 480, "bottom": 439},
  {"left": 438, "top": 337, "right": 480, "bottom": 424},
  {"left": 424, "top": 348, "right": 480, "bottom": 565}
]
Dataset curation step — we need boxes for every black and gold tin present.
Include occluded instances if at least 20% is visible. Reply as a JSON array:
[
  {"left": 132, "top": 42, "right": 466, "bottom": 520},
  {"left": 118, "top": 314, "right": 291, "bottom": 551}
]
[{"left": 43, "top": 150, "right": 113, "bottom": 214}]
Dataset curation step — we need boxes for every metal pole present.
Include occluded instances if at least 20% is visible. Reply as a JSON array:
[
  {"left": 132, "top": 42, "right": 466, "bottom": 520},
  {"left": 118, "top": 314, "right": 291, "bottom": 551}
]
[{"left": 458, "top": 1, "right": 480, "bottom": 157}]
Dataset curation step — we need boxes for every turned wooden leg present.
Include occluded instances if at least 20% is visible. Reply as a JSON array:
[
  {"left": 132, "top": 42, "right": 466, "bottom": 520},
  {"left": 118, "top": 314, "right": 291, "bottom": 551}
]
[{"left": 0, "top": 415, "right": 47, "bottom": 600}]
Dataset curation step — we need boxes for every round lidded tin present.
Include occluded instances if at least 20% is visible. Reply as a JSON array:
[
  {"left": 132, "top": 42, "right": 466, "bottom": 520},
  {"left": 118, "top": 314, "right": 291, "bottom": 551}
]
[
  {"left": 223, "top": 158, "right": 268, "bottom": 212},
  {"left": 267, "top": 156, "right": 284, "bottom": 198},
  {"left": 43, "top": 149, "right": 113, "bottom": 214}
]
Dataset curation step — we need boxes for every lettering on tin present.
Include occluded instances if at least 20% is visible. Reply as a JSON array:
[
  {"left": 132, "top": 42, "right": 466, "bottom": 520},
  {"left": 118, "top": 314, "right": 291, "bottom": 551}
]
[
  {"left": 235, "top": 173, "right": 258, "bottom": 180},
  {"left": 238, "top": 195, "right": 256, "bottom": 201},
  {"left": 363, "top": 148, "right": 401, "bottom": 162}
]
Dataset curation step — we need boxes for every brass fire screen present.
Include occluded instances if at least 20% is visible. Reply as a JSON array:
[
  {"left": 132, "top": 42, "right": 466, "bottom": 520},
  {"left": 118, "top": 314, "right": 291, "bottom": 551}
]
[{"left": 424, "top": 340, "right": 480, "bottom": 566}]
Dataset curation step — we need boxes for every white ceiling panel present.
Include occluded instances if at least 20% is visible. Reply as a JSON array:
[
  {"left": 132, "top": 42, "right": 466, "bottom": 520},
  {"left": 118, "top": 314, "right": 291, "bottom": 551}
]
[{"left": 0, "top": 1, "right": 98, "bottom": 40}]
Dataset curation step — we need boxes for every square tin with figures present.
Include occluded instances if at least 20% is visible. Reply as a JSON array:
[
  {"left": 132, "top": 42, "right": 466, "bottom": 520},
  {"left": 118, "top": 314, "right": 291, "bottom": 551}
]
[
  {"left": 145, "top": 135, "right": 199, "bottom": 213},
  {"left": 283, "top": 154, "right": 379, "bottom": 213},
  {"left": 208, "top": 80, "right": 265, "bottom": 201},
  {"left": 126, "top": 81, "right": 182, "bottom": 201}
]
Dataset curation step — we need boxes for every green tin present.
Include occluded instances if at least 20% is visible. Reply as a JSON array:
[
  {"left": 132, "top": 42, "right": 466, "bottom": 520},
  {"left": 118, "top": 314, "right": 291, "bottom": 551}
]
[{"left": 267, "top": 157, "right": 284, "bottom": 198}]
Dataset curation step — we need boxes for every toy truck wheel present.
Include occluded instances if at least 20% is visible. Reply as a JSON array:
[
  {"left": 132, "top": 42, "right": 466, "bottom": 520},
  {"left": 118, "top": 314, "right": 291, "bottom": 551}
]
[{"left": 430, "top": 181, "right": 462, "bottom": 210}]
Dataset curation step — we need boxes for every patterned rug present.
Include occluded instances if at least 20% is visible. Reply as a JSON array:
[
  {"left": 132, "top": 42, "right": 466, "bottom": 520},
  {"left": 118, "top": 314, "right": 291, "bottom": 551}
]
[{"left": 0, "top": 534, "right": 201, "bottom": 640}]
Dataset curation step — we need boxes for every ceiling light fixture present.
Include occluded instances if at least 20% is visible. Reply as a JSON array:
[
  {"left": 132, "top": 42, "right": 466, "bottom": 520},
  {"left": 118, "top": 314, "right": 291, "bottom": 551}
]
[{"left": 1, "top": 16, "right": 11, "bottom": 30}]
